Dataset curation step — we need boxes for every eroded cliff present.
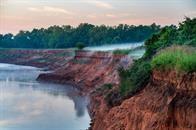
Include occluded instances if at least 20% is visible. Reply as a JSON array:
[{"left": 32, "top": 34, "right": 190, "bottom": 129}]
[
  {"left": 37, "top": 50, "right": 132, "bottom": 92},
  {"left": 90, "top": 70, "right": 196, "bottom": 130}
]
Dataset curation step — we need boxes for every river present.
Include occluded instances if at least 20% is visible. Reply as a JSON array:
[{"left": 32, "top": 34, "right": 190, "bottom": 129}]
[{"left": 0, "top": 63, "right": 90, "bottom": 130}]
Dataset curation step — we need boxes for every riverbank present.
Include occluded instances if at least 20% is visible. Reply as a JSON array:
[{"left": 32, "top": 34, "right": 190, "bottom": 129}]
[
  {"left": 0, "top": 49, "right": 75, "bottom": 70},
  {"left": 0, "top": 49, "right": 195, "bottom": 130},
  {"left": 0, "top": 49, "right": 133, "bottom": 127},
  {"left": 0, "top": 49, "right": 133, "bottom": 129}
]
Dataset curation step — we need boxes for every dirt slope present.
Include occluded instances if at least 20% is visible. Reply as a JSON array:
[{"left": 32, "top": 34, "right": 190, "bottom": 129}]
[
  {"left": 37, "top": 51, "right": 132, "bottom": 92},
  {"left": 90, "top": 70, "right": 196, "bottom": 130}
]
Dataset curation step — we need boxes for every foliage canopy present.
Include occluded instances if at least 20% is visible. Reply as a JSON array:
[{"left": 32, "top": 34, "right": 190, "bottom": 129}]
[{"left": 0, "top": 23, "right": 160, "bottom": 48}]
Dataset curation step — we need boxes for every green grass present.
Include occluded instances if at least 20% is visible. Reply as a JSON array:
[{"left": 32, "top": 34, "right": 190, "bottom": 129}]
[
  {"left": 113, "top": 49, "right": 131, "bottom": 55},
  {"left": 151, "top": 46, "right": 196, "bottom": 72}
]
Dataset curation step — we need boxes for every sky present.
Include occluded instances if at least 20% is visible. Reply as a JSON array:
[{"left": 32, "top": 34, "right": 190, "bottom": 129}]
[{"left": 0, "top": 0, "right": 196, "bottom": 34}]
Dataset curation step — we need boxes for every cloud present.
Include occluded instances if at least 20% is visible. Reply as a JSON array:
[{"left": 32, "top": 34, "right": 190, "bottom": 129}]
[
  {"left": 85, "top": 0, "right": 113, "bottom": 9},
  {"left": 87, "top": 14, "right": 97, "bottom": 18},
  {"left": 43, "top": 6, "right": 73, "bottom": 14},
  {"left": 28, "top": 6, "right": 73, "bottom": 15},
  {"left": 106, "top": 14, "right": 117, "bottom": 18},
  {"left": 0, "top": 119, "right": 22, "bottom": 126},
  {"left": 28, "top": 7, "right": 41, "bottom": 12},
  {"left": 185, "top": 11, "right": 196, "bottom": 16}
]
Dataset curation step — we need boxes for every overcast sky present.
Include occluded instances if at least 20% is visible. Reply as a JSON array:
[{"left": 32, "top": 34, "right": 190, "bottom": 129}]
[{"left": 0, "top": 0, "right": 196, "bottom": 34}]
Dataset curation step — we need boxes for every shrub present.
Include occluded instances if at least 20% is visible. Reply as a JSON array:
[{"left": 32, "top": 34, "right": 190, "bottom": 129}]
[
  {"left": 118, "top": 68, "right": 133, "bottom": 96},
  {"left": 119, "top": 59, "right": 152, "bottom": 96},
  {"left": 76, "top": 42, "right": 85, "bottom": 50},
  {"left": 151, "top": 46, "right": 196, "bottom": 72}
]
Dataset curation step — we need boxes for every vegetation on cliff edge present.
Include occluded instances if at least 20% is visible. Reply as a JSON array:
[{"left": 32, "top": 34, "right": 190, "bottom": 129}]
[
  {"left": 118, "top": 17, "right": 196, "bottom": 97},
  {"left": 119, "top": 59, "right": 151, "bottom": 95},
  {"left": 113, "top": 49, "right": 131, "bottom": 55},
  {"left": 145, "top": 17, "right": 196, "bottom": 58},
  {"left": 151, "top": 46, "right": 196, "bottom": 72}
]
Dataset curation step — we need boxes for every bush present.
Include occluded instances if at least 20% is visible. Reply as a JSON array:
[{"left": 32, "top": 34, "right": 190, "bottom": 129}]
[
  {"left": 119, "top": 59, "right": 152, "bottom": 96},
  {"left": 151, "top": 46, "right": 196, "bottom": 72},
  {"left": 118, "top": 68, "right": 133, "bottom": 96},
  {"left": 144, "top": 26, "right": 177, "bottom": 58},
  {"left": 76, "top": 42, "right": 85, "bottom": 50}
]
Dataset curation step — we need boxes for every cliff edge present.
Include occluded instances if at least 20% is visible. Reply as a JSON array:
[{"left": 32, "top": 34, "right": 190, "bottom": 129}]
[
  {"left": 37, "top": 51, "right": 133, "bottom": 92},
  {"left": 89, "top": 70, "right": 196, "bottom": 130}
]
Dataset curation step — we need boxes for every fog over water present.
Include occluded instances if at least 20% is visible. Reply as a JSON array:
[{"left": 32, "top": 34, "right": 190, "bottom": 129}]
[
  {"left": 0, "top": 63, "right": 90, "bottom": 130},
  {"left": 85, "top": 42, "right": 145, "bottom": 59},
  {"left": 85, "top": 42, "right": 144, "bottom": 51}
]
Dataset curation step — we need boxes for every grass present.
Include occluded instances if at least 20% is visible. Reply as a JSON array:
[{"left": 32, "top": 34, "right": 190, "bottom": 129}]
[
  {"left": 113, "top": 49, "right": 131, "bottom": 55},
  {"left": 151, "top": 46, "right": 196, "bottom": 72},
  {"left": 112, "top": 45, "right": 145, "bottom": 56}
]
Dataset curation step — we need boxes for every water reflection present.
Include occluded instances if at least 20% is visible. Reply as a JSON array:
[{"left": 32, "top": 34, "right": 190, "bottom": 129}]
[
  {"left": 28, "top": 83, "right": 88, "bottom": 118},
  {"left": 0, "top": 63, "right": 90, "bottom": 130}
]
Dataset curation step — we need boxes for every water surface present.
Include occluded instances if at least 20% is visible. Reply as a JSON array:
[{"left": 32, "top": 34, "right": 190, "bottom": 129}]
[
  {"left": 0, "top": 63, "right": 90, "bottom": 130},
  {"left": 129, "top": 48, "right": 146, "bottom": 59}
]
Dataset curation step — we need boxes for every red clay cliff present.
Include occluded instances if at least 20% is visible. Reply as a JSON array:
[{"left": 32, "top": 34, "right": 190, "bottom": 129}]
[
  {"left": 89, "top": 70, "right": 196, "bottom": 130},
  {"left": 0, "top": 49, "right": 195, "bottom": 130}
]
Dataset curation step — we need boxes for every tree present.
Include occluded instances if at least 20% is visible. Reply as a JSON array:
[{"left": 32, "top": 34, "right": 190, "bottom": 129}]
[
  {"left": 76, "top": 42, "right": 85, "bottom": 50},
  {"left": 144, "top": 17, "right": 196, "bottom": 59},
  {"left": 1, "top": 33, "right": 14, "bottom": 48},
  {"left": 0, "top": 34, "right": 3, "bottom": 47}
]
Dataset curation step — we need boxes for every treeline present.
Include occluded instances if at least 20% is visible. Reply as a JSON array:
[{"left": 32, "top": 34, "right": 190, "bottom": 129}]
[{"left": 0, "top": 23, "right": 160, "bottom": 48}]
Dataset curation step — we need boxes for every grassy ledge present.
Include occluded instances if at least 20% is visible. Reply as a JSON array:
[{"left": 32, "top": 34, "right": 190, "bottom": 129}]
[
  {"left": 151, "top": 46, "right": 196, "bottom": 72},
  {"left": 113, "top": 49, "right": 131, "bottom": 55}
]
